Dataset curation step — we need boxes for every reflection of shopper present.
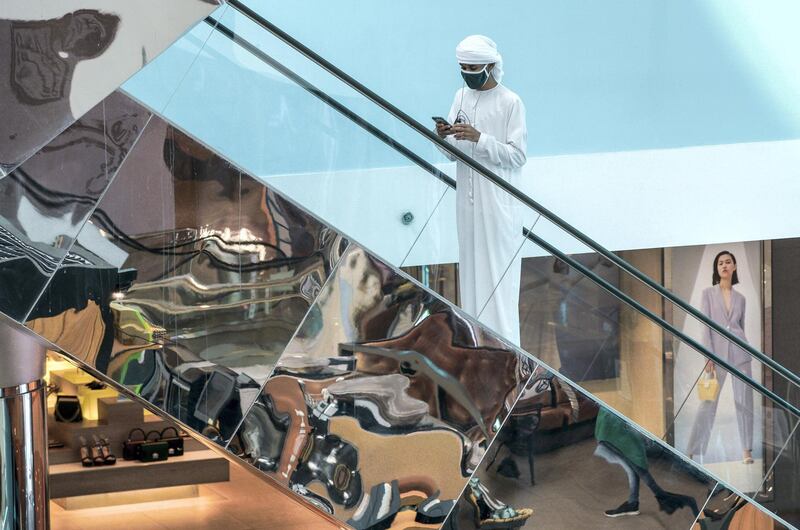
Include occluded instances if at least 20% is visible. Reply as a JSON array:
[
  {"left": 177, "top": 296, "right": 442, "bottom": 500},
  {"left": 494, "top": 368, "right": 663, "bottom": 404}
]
[
  {"left": 687, "top": 251, "right": 754, "bottom": 464},
  {"left": 595, "top": 408, "right": 699, "bottom": 518}
]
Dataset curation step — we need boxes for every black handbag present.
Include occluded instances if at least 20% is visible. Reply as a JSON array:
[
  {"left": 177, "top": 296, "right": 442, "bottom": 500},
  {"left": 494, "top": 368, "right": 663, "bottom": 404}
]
[
  {"left": 160, "top": 426, "right": 184, "bottom": 457},
  {"left": 123, "top": 428, "right": 147, "bottom": 460},
  {"left": 139, "top": 430, "right": 169, "bottom": 463},
  {"left": 54, "top": 395, "right": 82, "bottom": 423}
]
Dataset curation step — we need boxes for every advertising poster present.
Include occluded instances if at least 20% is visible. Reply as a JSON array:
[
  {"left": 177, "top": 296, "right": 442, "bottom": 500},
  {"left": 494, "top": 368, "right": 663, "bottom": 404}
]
[{"left": 671, "top": 242, "right": 764, "bottom": 492}]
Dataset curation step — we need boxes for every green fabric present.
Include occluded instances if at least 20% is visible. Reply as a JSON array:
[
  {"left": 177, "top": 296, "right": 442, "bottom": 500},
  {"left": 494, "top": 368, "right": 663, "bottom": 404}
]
[{"left": 595, "top": 408, "right": 648, "bottom": 470}]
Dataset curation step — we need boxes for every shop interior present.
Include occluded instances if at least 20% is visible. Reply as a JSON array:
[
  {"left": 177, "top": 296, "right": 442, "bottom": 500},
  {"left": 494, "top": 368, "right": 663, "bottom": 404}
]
[{"left": 44, "top": 352, "right": 337, "bottom": 530}]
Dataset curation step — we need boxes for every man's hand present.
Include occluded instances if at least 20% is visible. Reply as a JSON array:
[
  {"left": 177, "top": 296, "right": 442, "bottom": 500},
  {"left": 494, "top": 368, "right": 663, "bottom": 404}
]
[
  {"left": 451, "top": 123, "right": 481, "bottom": 142},
  {"left": 436, "top": 122, "right": 453, "bottom": 139},
  {"left": 704, "top": 361, "right": 715, "bottom": 373}
]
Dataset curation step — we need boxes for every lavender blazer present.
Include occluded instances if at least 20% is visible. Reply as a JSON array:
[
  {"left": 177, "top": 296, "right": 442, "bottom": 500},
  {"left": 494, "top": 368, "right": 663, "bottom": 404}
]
[{"left": 700, "top": 285, "right": 751, "bottom": 367}]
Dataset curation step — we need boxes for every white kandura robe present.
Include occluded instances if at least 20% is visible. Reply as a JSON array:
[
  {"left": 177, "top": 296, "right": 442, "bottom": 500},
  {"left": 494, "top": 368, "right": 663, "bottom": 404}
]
[{"left": 443, "top": 83, "right": 528, "bottom": 346}]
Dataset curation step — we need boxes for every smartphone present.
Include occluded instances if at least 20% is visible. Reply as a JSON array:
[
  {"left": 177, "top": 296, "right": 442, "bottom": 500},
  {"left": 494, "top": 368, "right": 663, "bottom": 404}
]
[{"left": 432, "top": 116, "right": 451, "bottom": 128}]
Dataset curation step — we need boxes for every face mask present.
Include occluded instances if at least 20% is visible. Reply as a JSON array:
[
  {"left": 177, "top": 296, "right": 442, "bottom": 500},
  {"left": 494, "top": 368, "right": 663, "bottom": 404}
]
[{"left": 461, "top": 65, "right": 490, "bottom": 90}]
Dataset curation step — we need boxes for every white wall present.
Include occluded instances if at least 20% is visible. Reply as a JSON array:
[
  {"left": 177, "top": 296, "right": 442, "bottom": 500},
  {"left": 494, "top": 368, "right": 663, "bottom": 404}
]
[{"left": 261, "top": 139, "right": 800, "bottom": 267}]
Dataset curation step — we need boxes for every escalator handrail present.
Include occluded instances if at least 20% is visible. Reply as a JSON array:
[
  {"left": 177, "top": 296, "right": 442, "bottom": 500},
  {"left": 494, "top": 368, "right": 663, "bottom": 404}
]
[
  {"left": 219, "top": 1, "right": 800, "bottom": 391},
  {"left": 204, "top": 17, "right": 456, "bottom": 190},
  {"left": 204, "top": 16, "right": 800, "bottom": 419}
]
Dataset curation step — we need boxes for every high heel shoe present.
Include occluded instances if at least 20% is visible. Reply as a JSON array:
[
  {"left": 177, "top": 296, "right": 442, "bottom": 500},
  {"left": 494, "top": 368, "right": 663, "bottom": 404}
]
[
  {"left": 79, "top": 436, "right": 94, "bottom": 467},
  {"left": 95, "top": 434, "right": 116, "bottom": 465},
  {"left": 88, "top": 435, "right": 104, "bottom": 466}
]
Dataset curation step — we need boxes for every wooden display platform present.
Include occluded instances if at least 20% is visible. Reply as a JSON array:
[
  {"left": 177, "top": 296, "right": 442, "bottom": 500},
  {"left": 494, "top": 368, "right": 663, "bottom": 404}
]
[
  {"left": 47, "top": 385, "right": 229, "bottom": 500},
  {"left": 50, "top": 449, "right": 229, "bottom": 498}
]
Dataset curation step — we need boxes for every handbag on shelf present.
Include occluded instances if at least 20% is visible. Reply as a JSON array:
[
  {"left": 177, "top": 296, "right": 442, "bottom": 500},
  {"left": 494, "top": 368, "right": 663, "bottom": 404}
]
[
  {"left": 54, "top": 395, "right": 83, "bottom": 423},
  {"left": 138, "top": 430, "right": 169, "bottom": 463},
  {"left": 123, "top": 428, "right": 147, "bottom": 460},
  {"left": 697, "top": 371, "right": 720, "bottom": 402},
  {"left": 160, "top": 426, "right": 184, "bottom": 457}
]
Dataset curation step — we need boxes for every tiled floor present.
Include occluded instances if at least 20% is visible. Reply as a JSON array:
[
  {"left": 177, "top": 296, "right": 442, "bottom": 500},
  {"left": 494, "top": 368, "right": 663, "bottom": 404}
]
[{"left": 51, "top": 463, "right": 342, "bottom": 530}]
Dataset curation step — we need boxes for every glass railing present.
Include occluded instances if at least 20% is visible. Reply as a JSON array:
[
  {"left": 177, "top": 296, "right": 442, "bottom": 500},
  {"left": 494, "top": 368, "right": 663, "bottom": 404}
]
[
  {"left": 6, "top": 45, "right": 794, "bottom": 530},
  {"left": 100, "top": 4, "right": 799, "bottom": 526},
  {"left": 440, "top": 364, "right": 798, "bottom": 530},
  {"left": 166, "top": 3, "right": 798, "bottom": 400},
  {"left": 3, "top": 4, "right": 797, "bottom": 529},
  {"left": 120, "top": 4, "right": 800, "bottom": 406},
  {"left": 210, "top": 0, "right": 799, "bottom": 395}
]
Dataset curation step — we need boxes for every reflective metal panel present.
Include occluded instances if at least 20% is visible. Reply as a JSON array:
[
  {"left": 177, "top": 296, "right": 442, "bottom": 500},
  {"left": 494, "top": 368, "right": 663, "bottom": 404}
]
[
  {"left": 0, "top": 380, "right": 49, "bottom": 530},
  {"left": 26, "top": 97, "right": 348, "bottom": 445},
  {"left": 0, "top": 91, "right": 150, "bottom": 321},
  {"left": 442, "top": 366, "right": 721, "bottom": 530},
  {"left": 0, "top": 0, "right": 220, "bottom": 175},
  {"left": 230, "top": 244, "right": 534, "bottom": 528}
]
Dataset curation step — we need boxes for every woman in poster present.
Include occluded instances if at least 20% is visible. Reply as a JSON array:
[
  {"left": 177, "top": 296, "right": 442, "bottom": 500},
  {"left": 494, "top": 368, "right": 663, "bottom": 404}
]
[{"left": 687, "top": 251, "right": 754, "bottom": 464}]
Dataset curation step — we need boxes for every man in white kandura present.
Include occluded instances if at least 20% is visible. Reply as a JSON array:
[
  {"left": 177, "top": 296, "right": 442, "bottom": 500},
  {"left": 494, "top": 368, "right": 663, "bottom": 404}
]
[{"left": 436, "top": 35, "right": 528, "bottom": 346}]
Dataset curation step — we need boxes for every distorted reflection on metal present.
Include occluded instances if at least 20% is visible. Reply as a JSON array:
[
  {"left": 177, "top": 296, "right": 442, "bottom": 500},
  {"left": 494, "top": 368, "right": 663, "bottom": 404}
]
[
  {"left": 13, "top": 91, "right": 347, "bottom": 447},
  {"left": 442, "top": 366, "right": 700, "bottom": 529},
  {"left": 0, "top": 320, "right": 49, "bottom": 530},
  {"left": 0, "top": 92, "right": 150, "bottom": 321},
  {"left": 0, "top": 1, "right": 221, "bottom": 177},
  {"left": 0, "top": 380, "right": 49, "bottom": 530},
  {"left": 229, "top": 244, "right": 535, "bottom": 528}
]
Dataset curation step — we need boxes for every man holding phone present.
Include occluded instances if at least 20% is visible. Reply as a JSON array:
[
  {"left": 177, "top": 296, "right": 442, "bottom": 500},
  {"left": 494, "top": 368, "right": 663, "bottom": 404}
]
[{"left": 434, "top": 35, "right": 527, "bottom": 346}]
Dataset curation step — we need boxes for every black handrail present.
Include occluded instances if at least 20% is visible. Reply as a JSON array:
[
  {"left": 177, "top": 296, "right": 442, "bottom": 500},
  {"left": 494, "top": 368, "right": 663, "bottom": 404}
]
[
  {"left": 224, "top": 0, "right": 800, "bottom": 390},
  {"left": 203, "top": 8, "right": 800, "bottom": 414},
  {"left": 203, "top": 14, "right": 800, "bottom": 419},
  {"left": 203, "top": 19, "right": 454, "bottom": 190}
]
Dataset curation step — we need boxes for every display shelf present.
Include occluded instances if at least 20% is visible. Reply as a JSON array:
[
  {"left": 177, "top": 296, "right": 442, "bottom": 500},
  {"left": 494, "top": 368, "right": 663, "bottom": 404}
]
[
  {"left": 47, "top": 396, "right": 186, "bottom": 463},
  {"left": 47, "top": 392, "right": 226, "bottom": 499},
  {"left": 48, "top": 432, "right": 206, "bottom": 465},
  {"left": 50, "top": 449, "right": 229, "bottom": 498}
]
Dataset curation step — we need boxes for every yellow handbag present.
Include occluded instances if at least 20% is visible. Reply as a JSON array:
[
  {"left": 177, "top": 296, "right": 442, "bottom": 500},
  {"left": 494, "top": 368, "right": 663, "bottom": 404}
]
[{"left": 697, "top": 372, "right": 720, "bottom": 401}]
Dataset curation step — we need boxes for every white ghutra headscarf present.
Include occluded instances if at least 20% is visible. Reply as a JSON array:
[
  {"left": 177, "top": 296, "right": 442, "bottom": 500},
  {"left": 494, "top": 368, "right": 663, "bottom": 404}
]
[{"left": 455, "top": 35, "right": 504, "bottom": 83}]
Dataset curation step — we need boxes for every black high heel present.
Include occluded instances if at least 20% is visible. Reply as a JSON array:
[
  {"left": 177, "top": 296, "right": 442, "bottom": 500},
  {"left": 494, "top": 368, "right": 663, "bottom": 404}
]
[{"left": 78, "top": 436, "right": 93, "bottom": 467}]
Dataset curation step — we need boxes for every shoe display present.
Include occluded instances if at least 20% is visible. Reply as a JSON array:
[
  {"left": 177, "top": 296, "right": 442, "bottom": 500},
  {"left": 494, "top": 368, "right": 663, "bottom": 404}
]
[
  {"left": 78, "top": 436, "right": 94, "bottom": 467},
  {"left": 604, "top": 501, "right": 640, "bottom": 518},
  {"left": 94, "top": 434, "right": 117, "bottom": 465},
  {"left": 86, "top": 436, "right": 105, "bottom": 466}
]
